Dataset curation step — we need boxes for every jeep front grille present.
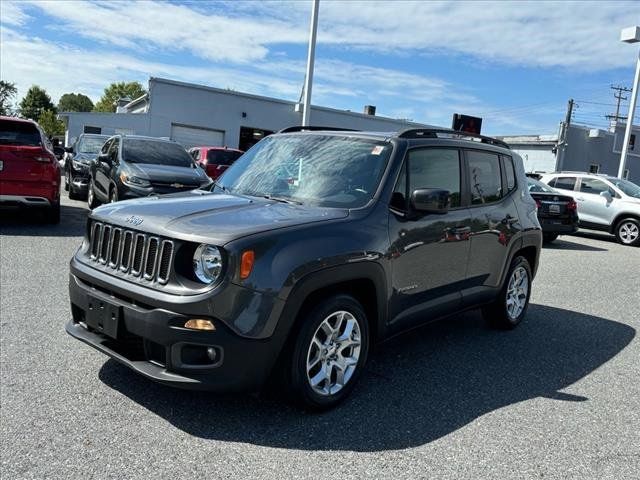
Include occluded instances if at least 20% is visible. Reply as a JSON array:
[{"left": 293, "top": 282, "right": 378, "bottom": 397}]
[{"left": 88, "top": 222, "right": 174, "bottom": 284}]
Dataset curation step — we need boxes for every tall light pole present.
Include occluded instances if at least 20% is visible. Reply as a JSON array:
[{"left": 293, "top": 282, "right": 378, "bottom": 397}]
[
  {"left": 301, "top": 0, "right": 319, "bottom": 127},
  {"left": 618, "top": 26, "right": 640, "bottom": 179}
]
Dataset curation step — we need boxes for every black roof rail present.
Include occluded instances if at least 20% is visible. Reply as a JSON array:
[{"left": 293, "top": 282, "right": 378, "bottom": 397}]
[
  {"left": 278, "top": 125, "right": 360, "bottom": 134},
  {"left": 397, "top": 128, "right": 510, "bottom": 149}
]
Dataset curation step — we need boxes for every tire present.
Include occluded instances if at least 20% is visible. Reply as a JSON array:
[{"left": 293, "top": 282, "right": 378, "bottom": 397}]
[
  {"left": 614, "top": 218, "right": 640, "bottom": 247},
  {"left": 87, "top": 180, "right": 100, "bottom": 210},
  {"left": 543, "top": 233, "right": 558, "bottom": 244},
  {"left": 47, "top": 202, "right": 60, "bottom": 224},
  {"left": 288, "top": 294, "right": 369, "bottom": 410},
  {"left": 64, "top": 169, "right": 70, "bottom": 191},
  {"left": 482, "top": 256, "right": 532, "bottom": 330},
  {"left": 109, "top": 186, "right": 118, "bottom": 203},
  {"left": 68, "top": 185, "right": 81, "bottom": 201}
]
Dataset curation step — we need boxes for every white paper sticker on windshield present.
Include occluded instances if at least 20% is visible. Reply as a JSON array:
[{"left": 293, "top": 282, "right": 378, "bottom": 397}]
[{"left": 371, "top": 145, "right": 384, "bottom": 155}]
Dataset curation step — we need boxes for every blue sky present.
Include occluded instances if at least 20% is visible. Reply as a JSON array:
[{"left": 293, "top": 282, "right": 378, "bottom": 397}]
[{"left": 1, "top": 0, "right": 639, "bottom": 135}]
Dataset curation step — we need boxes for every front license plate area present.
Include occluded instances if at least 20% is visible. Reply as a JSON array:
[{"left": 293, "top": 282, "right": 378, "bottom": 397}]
[{"left": 86, "top": 296, "right": 122, "bottom": 339}]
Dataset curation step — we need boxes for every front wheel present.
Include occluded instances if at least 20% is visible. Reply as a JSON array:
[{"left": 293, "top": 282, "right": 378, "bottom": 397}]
[
  {"left": 615, "top": 218, "right": 640, "bottom": 246},
  {"left": 482, "top": 256, "right": 532, "bottom": 329},
  {"left": 288, "top": 295, "right": 369, "bottom": 410},
  {"left": 87, "top": 180, "right": 100, "bottom": 210}
]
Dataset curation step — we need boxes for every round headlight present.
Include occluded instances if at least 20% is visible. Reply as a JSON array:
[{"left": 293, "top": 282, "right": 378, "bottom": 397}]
[{"left": 193, "top": 244, "right": 223, "bottom": 284}]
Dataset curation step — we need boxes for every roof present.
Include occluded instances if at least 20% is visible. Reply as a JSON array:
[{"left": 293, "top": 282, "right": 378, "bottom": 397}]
[
  {"left": 0, "top": 115, "right": 36, "bottom": 124},
  {"left": 150, "top": 77, "right": 427, "bottom": 127}
]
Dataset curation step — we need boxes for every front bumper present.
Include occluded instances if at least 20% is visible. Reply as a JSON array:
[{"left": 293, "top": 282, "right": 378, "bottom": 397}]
[{"left": 67, "top": 270, "right": 288, "bottom": 392}]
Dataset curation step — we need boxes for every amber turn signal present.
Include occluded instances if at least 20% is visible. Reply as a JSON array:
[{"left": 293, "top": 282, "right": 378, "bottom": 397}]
[
  {"left": 184, "top": 319, "right": 215, "bottom": 331},
  {"left": 240, "top": 250, "right": 255, "bottom": 279}
]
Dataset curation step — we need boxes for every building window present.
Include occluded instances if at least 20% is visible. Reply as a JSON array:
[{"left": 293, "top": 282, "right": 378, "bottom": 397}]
[
  {"left": 589, "top": 164, "right": 600, "bottom": 174},
  {"left": 239, "top": 127, "right": 273, "bottom": 151},
  {"left": 84, "top": 126, "right": 102, "bottom": 134}
]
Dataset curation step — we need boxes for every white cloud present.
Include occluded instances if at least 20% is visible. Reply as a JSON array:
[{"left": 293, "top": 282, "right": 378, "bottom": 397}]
[
  {"left": 13, "top": 0, "right": 640, "bottom": 71},
  {"left": 0, "top": 1, "right": 30, "bottom": 26}
]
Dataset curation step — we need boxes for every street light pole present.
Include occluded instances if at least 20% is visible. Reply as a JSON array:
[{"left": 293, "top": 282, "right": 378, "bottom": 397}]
[
  {"left": 618, "top": 26, "right": 640, "bottom": 179},
  {"left": 302, "top": 0, "right": 320, "bottom": 127}
]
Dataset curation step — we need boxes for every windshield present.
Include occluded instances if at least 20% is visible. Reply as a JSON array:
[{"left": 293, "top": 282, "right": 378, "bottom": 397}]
[
  {"left": 0, "top": 120, "right": 41, "bottom": 146},
  {"left": 78, "top": 136, "right": 108, "bottom": 154},
  {"left": 527, "top": 178, "right": 554, "bottom": 193},
  {"left": 207, "top": 149, "right": 243, "bottom": 165},
  {"left": 217, "top": 134, "right": 393, "bottom": 208},
  {"left": 123, "top": 139, "right": 193, "bottom": 167},
  {"left": 607, "top": 177, "right": 640, "bottom": 199}
]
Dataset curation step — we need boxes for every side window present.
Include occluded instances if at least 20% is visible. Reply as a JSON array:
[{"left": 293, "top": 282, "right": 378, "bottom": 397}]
[
  {"left": 101, "top": 139, "right": 112, "bottom": 154},
  {"left": 467, "top": 150, "right": 502, "bottom": 205},
  {"left": 503, "top": 155, "right": 517, "bottom": 192},
  {"left": 580, "top": 178, "right": 609, "bottom": 195},
  {"left": 109, "top": 138, "right": 120, "bottom": 162},
  {"left": 553, "top": 176, "right": 577, "bottom": 191},
  {"left": 390, "top": 162, "right": 407, "bottom": 211},
  {"left": 408, "top": 148, "right": 461, "bottom": 208}
]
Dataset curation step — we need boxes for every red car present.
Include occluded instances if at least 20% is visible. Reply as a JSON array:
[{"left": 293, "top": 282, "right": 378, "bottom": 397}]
[
  {"left": 0, "top": 116, "right": 61, "bottom": 223},
  {"left": 188, "top": 146, "right": 244, "bottom": 180}
]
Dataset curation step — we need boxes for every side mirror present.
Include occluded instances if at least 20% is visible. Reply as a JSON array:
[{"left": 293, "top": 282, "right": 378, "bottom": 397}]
[
  {"left": 410, "top": 188, "right": 450, "bottom": 214},
  {"left": 98, "top": 153, "right": 111, "bottom": 164},
  {"left": 64, "top": 146, "right": 74, "bottom": 153},
  {"left": 600, "top": 190, "right": 613, "bottom": 202}
]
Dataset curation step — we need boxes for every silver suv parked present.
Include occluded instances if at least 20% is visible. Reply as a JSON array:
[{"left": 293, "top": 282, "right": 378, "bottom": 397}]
[{"left": 539, "top": 172, "right": 640, "bottom": 246}]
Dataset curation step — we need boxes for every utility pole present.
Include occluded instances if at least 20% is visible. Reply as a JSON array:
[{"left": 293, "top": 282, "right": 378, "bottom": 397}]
[
  {"left": 606, "top": 85, "right": 632, "bottom": 124},
  {"left": 301, "top": 0, "right": 319, "bottom": 127},
  {"left": 556, "top": 98, "right": 574, "bottom": 171}
]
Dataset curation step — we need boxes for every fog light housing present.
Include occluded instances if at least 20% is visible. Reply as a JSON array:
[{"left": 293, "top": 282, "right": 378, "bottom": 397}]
[{"left": 184, "top": 319, "right": 215, "bottom": 331}]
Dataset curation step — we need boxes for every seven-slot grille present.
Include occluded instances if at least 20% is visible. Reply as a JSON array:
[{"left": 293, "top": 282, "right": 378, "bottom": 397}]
[{"left": 88, "top": 221, "right": 174, "bottom": 284}]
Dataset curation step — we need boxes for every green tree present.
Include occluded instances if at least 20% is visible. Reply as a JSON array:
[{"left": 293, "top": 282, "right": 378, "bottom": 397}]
[
  {"left": 0, "top": 80, "right": 18, "bottom": 116},
  {"left": 37, "top": 110, "right": 65, "bottom": 137},
  {"left": 19, "top": 85, "right": 56, "bottom": 120},
  {"left": 58, "top": 92, "right": 94, "bottom": 112},
  {"left": 94, "top": 81, "right": 146, "bottom": 112}
]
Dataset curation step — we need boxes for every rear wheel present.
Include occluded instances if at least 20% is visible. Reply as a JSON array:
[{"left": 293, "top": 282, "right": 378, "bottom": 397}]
[
  {"left": 543, "top": 233, "right": 558, "bottom": 243},
  {"left": 288, "top": 295, "right": 369, "bottom": 410},
  {"left": 615, "top": 218, "right": 640, "bottom": 246},
  {"left": 64, "top": 169, "right": 70, "bottom": 191},
  {"left": 482, "top": 256, "right": 532, "bottom": 329}
]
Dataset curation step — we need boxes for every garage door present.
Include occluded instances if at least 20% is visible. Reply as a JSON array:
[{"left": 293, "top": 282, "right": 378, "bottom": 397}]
[{"left": 170, "top": 124, "right": 224, "bottom": 149}]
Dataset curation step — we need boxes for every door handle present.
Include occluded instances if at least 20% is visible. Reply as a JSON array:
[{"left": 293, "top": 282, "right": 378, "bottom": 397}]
[
  {"left": 576, "top": 197, "right": 585, "bottom": 201},
  {"left": 502, "top": 215, "right": 518, "bottom": 225}
]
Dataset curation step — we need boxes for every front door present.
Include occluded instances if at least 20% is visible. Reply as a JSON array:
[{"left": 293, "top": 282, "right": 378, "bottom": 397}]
[{"left": 388, "top": 147, "right": 471, "bottom": 331}]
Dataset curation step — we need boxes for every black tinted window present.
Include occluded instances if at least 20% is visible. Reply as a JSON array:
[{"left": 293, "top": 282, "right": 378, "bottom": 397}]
[
  {"left": 408, "top": 148, "right": 461, "bottom": 207},
  {"left": 504, "top": 156, "right": 516, "bottom": 192},
  {"left": 207, "top": 149, "right": 243, "bottom": 166},
  {"left": 467, "top": 150, "right": 502, "bottom": 205},
  {"left": 0, "top": 120, "right": 41, "bottom": 146},
  {"left": 553, "top": 177, "right": 577, "bottom": 191},
  {"left": 123, "top": 140, "right": 193, "bottom": 167}
]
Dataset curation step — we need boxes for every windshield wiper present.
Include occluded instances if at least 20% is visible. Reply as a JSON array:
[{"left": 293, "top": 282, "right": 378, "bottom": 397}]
[{"left": 261, "top": 194, "right": 303, "bottom": 205}]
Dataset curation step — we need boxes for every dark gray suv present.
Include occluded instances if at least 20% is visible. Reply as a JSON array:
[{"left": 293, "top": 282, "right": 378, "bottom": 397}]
[{"left": 66, "top": 127, "right": 542, "bottom": 409}]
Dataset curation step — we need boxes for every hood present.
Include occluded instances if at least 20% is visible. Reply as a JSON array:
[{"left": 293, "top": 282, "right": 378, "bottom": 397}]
[
  {"left": 91, "top": 190, "right": 349, "bottom": 244},
  {"left": 127, "top": 163, "right": 207, "bottom": 186}
]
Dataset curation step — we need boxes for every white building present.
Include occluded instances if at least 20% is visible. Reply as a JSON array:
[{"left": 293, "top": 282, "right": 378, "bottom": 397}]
[{"left": 59, "top": 77, "right": 426, "bottom": 150}]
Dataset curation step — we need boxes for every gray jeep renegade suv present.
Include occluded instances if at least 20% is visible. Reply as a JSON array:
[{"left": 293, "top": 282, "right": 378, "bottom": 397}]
[{"left": 66, "top": 126, "right": 542, "bottom": 409}]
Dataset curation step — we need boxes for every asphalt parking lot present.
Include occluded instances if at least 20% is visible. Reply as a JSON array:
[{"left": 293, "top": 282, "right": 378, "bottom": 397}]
[{"left": 1, "top": 190, "right": 639, "bottom": 479}]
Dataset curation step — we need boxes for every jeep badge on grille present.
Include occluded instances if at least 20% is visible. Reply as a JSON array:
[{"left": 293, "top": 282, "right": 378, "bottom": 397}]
[{"left": 125, "top": 215, "right": 144, "bottom": 226}]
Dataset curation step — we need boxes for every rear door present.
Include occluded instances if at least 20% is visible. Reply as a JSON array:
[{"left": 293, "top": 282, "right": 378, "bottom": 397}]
[
  {"left": 0, "top": 119, "right": 50, "bottom": 186},
  {"left": 575, "top": 177, "right": 616, "bottom": 226},
  {"left": 464, "top": 150, "right": 521, "bottom": 296}
]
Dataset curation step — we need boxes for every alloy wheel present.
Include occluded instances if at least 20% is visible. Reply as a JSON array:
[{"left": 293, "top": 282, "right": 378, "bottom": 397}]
[
  {"left": 506, "top": 266, "right": 529, "bottom": 319},
  {"left": 618, "top": 221, "right": 639, "bottom": 245},
  {"left": 306, "top": 310, "right": 361, "bottom": 396}
]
